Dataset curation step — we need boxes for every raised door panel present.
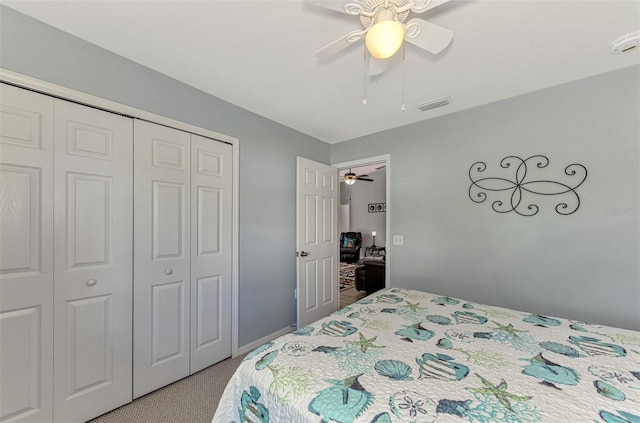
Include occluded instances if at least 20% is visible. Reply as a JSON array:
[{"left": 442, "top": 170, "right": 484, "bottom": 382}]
[
  {"left": 320, "top": 194, "right": 335, "bottom": 306},
  {"left": 305, "top": 195, "right": 318, "bottom": 245},
  {"left": 196, "top": 187, "right": 220, "bottom": 255},
  {"left": 0, "top": 165, "right": 41, "bottom": 277},
  {"left": 321, "top": 256, "right": 334, "bottom": 305},
  {"left": 133, "top": 120, "right": 190, "bottom": 398},
  {"left": 1, "top": 104, "right": 44, "bottom": 151},
  {"left": 153, "top": 181, "right": 185, "bottom": 259},
  {"left": 64, "top": 296, "right": 113, "bottom": 400},
  {"left": 0, "top": 307, "right": 43, "bottom": 422},
  {"left": 189, "top": 135, "right": 232, "bottom": 373},
  {"left": 66, "top": 173, "right": 111, "bottom": 268},
  {"left": 304, "top": 260, "right": 318, "bottom": 312},
  {"left": 151, "top": 281, "right": 185, "bottom": 365},
  {"left": 0, "top": 84, "right": 54, "bottom": 423},
  {"left": 53, "top": 99, "right": 132, "bottom": 423},
  {"left": 195, "top": 275, "right": 221, "bottom": 349}
]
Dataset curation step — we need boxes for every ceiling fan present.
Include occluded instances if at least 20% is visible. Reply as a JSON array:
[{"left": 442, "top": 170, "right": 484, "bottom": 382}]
[
  {"left": 343, "top": 169, "right": 374, "bottom": 185},
  {"left": 306, "top": 0, "right": 454, "bottom": 75}
]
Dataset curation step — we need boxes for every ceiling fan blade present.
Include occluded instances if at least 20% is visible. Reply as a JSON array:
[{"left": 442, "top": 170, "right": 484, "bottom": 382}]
[
  {"left": 315, "top": 29, "right": 366, "bottom": 58},
  {"left": 404, "top": 18, "right": 453, "bottom": 54},
  {"left": 410, "top": 0, "right": 451, "bottom": 13},
  {"left": 304, "top": 0, "right": 364, "bottom": 15},
  {"left": 357, "top": 177, "right": 374, "bottom": 181},
  {"left": 368, "top": 56, "right": 388, "bottom": 76}
]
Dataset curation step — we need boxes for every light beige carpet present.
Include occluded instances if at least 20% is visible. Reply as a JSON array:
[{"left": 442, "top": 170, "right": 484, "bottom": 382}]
[
  {"left": 88, "top": 354, "right": 246, "bottom": 423},
  {"left": 88, "top": 290, "right": 366, "bottom": 423}
]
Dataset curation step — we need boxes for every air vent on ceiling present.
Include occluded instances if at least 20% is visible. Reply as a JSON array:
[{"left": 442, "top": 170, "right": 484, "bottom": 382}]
[{"left": 416, "top": 96, "right": 450, "bottom": 112}]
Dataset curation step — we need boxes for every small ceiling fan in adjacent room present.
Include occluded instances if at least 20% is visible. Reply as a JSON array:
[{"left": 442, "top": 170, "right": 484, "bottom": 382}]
[
  {"left": 342, "top": 169, "right": 374, "bottom": 185},
  {"left": 306, "top": 0, "right": 454, "bottom": 75}
]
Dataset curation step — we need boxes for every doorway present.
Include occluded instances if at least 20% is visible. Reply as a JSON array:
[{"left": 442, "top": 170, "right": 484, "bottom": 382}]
[{"left": 333, "top": 155, "right": 391, "bottom": 308}]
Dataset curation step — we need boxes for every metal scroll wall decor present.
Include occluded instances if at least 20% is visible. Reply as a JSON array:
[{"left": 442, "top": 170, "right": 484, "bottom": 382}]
[{"left": 468, "top": 155, "right": 587, "bottom": 216}]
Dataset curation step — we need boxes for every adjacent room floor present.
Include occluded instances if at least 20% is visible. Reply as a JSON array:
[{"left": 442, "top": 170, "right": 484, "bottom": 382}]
[{"left": 340, "top": 286, "right": 368, "bottom": 309}]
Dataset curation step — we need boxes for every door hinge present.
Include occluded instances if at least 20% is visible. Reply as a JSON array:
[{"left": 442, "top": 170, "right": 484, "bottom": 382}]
[{"left": 294, "top": 289, "right": 297, "bottom": 299}]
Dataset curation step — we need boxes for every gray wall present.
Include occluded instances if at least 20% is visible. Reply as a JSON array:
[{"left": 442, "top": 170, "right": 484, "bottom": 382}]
[
  {"left": 346, "top": 168, "right": 387, "bottom": 249},
  {"left": 332, "top": 65, "right": 640, "bottom": 331},
  {"left": 0, "top": 6, "right": 330, "bottom": 346}
]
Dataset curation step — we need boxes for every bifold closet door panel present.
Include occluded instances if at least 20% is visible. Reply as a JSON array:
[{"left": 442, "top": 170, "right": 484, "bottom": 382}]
[
  {"left": 0, "top": 84, "right": 55, "bottom": 423},
  {"left": 133, "top": 120, "right": 191, "bottom": 398},
  {"left": 189, "top": 135, "right": 232, "bottom": 373},
  {"left": 52, "top": 99, "right": 133, "bottom": 422}
]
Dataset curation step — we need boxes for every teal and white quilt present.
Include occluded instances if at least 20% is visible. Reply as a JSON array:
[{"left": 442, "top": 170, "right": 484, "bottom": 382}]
[{"left": 212, "top": 288, "right": 640, "bottom": 423}]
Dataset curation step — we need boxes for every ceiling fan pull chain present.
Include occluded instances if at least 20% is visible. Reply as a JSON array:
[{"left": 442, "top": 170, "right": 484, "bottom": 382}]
[
  {"left": 362, "top": 43, "right": 368, "bottom": 105},
  {"left": 401, "top": 42, "right": 406, "bottom": 112}
]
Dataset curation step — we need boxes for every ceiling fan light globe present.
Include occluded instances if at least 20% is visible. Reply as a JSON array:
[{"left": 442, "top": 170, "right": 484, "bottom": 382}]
[
  {"left": 344, "top": 172, "right": 357, "bottom": 185},
  {"left": 366, "top": 20, "right": 405, "bottom": 59}
]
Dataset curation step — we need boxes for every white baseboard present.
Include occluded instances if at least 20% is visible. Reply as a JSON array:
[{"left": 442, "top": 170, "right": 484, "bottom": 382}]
[{"left": 236, "top": 324, "right": 296, "bottom": 357}]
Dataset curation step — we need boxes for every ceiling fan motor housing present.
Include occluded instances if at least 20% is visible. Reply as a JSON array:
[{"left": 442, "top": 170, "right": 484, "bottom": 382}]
[
  {"left": 360, "top": 0, "right": 411, "bottom": 27},
  {"left": 310, "top": 0, "right": 454, "bottom": 63},
  {"left": 375, "top": 8, "right": 397, "bottom": 23}
]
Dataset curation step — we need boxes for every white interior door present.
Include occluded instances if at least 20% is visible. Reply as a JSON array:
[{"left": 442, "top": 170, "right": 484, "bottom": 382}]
[
  {"left": 189, "top": 134, "right": 232, "bottom": 373},
  {"left": 296, "top": 157, "right": 339, "bottom": 328},
  {"left": 134, "top": 120, "right": 191, "bottom": 398},
  {"left": 0, "top": 84, "right": 54, "bottom": 423},
  {"left": 52, "top": 99, "right": 133, "bottom": 422}
]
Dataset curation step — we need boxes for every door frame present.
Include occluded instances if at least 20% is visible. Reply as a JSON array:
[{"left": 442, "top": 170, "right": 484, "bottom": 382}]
[
  {"left": 0, "top": 68, "right": 242, "bottom": 358},
  {"left": 332, "top": 154, "right": 391, "bottom": 290}
]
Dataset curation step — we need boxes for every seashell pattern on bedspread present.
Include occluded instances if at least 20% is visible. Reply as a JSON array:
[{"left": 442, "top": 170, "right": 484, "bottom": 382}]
[{"left": 212, "top": 288, "right": 640, "bottom": 423}]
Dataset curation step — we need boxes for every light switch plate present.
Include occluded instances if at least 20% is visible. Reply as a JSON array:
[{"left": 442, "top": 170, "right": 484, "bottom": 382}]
[{"left": 393, "top": 235, "right": 404, "bottom": 245}]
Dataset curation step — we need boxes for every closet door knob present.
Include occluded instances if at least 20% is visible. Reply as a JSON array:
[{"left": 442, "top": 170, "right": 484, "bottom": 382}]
[
  {"left": 165, "top": 268, "right": 174, "bottom": 275},
  {"left": 86, "top": 279, "right": 98, "bottom": 287}
]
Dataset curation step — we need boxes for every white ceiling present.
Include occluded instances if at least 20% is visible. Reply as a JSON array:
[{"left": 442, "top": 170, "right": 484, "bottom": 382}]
[
  {"left": 4, "top": 0, "right": 639, "bottom": 144},
  {"left": 339, "top": 162, "right": 385, "bottom": 177}
]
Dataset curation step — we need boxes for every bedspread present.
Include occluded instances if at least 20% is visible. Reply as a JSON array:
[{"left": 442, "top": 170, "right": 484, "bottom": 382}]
[{"left": 212, "top": 288, "right": 640, "bottom": 422}]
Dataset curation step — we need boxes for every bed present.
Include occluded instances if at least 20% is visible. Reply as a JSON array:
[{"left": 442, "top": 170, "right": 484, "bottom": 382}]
[{"left": 212, "top": 288, "right": 640, "bottom": 423}]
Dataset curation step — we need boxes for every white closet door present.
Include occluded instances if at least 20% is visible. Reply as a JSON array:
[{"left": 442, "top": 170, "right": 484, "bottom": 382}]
[
  {"left": 0, "top": 84, "right": 54, "bottom": 423},
  {"left": 189, "top": 135, "right": 232, "bottom": 373},
  {"left": 133, "top": 120, "right": 191, "bottom": 398},
  {"left": 52, "top": 100, "right": 133, "bottom": 422}
]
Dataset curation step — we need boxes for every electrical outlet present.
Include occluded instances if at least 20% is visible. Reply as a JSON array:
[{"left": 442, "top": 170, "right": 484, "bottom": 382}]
[{"left": 393, "top": 235, "right": 404, "bottom": 246}]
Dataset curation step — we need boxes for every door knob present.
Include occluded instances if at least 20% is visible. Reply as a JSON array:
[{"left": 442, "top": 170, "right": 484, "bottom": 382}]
[
  {"left": 86, "top": 279, "right": 98, "bottom": 287},
  {"left": 165, "top": 268, "right": 174, "bottom": 275},
  {"left": 299, "top": 251, "right": 309, "bottom": 257}
]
